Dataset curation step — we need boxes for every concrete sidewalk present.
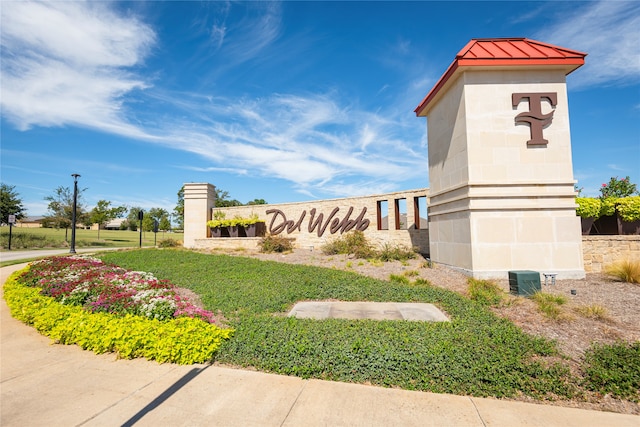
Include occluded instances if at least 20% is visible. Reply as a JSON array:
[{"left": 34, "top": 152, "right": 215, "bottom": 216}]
[{"left": 1, "top": 263, "right": 639, "bottom": 427}]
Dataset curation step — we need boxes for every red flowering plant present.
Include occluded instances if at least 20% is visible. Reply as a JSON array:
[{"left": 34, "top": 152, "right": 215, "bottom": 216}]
[
  {"left": 17, "top": 256, "right": 219, "bottom": 324},
  {"left": 599, "top": 176, "right": 638, "bottom": 199}
]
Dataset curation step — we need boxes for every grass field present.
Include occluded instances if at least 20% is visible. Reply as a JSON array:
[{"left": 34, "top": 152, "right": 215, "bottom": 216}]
[
  {"left": 0, "top": 226, "right": 179, "bottom": 250},
  {"left": 99, "top": 249, "right": 585, "bottom": 401}
]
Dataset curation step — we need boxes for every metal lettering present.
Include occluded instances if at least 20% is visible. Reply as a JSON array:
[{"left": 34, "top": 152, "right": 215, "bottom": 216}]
[
  {"left": 512, "top": 92, "right": 557, "bottom": 146},
  {"left": 266, "top": 209, "right": 289, "bottom": 235},
  {"left": 309, "top": 207, "right": 339, "bottom": 237},
  {"left": 266, "top": 207, "right": 370, "bottom": 237}
]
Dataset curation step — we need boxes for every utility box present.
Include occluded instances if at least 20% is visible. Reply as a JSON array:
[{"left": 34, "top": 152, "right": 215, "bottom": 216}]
[{"left": 508, "top": 271, "right": 541, "bottom": 297}]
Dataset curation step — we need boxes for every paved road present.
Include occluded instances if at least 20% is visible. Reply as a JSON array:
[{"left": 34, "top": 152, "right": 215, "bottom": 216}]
[{"left": 0, "top": 247, "right": 131, "bottom": 263}]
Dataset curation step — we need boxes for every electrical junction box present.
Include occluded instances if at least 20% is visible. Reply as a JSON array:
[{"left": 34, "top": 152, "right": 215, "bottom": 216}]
[{"left": 508, "top": 271, "right": 541, "bottom": 297}]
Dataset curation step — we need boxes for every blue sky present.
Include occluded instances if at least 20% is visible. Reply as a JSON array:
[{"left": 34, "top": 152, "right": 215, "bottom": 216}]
[{"left": 1, "top": 1, "right": 639, "bottom": 218}]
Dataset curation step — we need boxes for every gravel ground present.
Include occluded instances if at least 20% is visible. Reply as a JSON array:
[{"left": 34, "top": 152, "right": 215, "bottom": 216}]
[{"left": 202, "top": 247, "right": 640, "bottom": 415}]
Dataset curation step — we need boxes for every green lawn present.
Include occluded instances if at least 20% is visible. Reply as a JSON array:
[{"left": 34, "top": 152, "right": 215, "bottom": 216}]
[
  {"left": 99, "top": 249, "right": 579, "bottom": 400},
  {"left": 0, "top": 226, "right": 177, "bottom": 250}
]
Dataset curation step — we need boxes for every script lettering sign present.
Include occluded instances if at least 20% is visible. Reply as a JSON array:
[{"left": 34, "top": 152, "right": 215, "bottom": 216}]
[{"left": 266, "top": 207, "right": 370, "bottom": 237}]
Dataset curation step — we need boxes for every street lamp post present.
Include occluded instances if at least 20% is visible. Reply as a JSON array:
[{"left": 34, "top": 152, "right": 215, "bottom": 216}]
[{"left": 70, "top": 174, "right": 81, "bottom": 254}]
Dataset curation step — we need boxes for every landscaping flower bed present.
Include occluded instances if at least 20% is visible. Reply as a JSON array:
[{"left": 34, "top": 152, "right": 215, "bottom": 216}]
[
  {"left": 16, "top": 255, "right": 221, "bottom": 324},
  {"left": 4, "top": 255, "right": 233, "bottom": 364}
]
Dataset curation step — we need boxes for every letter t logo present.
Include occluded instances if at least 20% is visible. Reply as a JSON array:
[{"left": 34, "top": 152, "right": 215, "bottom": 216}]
[{"left": 512, "top": 92, "right": 558, "bottom": 146}]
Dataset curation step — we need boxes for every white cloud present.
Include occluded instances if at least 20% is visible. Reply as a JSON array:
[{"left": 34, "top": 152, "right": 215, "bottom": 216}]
[
  {"left": 0, "top": 1, "right": 155, "bottom": 132},
  {"left": 535, "top": 1, "right": 640, "bottom": 88},
  {"left": 1, "top": 1, "right": 427, "bottom": 201},
  {"left": 210, "top": 24, "right": 227, "bottom": 49},
  {"left": 180, "top": 166, "right": 249, "bottom": 175},
  {"left": 213, "top": 1, "right": 282, "bottom": 66},
  {"left": 607, "top": 164, "right": 627, "bottom": 172},
  {"left": 147, "top": 91, "right": 427, "bottom": 192}
]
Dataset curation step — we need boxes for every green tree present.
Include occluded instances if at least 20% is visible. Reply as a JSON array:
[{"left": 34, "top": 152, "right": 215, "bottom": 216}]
[
  {"left": 89, "top": 200, "right": 127, "bottom": 240},
  {"left": 159, "top": 216, "right": 171, "bottom": 232},
  {"left": 44, "top": 185, "right": 86, "bottom": 241},
  {"left": 600, "top": 176, "right": 638, "bottom": 199},
  {"left": 247, "top": 198, "right": 267, "bottom": 205},
  {"left": 214, "top": 188, "right": 242, "bottom": 207},
  {"left": 126, "top": 207, "right": 143, "bottom": 231},
  {"left": 174, "top": 186, "right": 184, "bottom": 230},
  {"left": 143, "top": 208, "right": 169, "bottom": 232},
  {"left": 0, "top": 183, "right": 27, "bottom": 224},
  {"left": 142, "top": 215, "right": 155, "bottom": 232}
]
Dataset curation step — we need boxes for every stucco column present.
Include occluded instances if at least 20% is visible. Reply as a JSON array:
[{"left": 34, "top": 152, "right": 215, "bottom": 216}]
[
  {"left": 415, "top": 38, "right": 586, "bottom": 279},
  {"left": 183, "top": 183, "right": 216, "bottom": 248}
]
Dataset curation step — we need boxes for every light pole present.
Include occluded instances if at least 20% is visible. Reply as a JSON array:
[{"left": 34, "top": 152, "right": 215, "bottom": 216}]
[{"left": 70, "top": 174, "right": 80, "bottom": 254}]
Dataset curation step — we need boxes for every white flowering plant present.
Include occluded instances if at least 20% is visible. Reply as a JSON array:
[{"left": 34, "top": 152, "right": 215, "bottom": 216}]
[{"left": 18, "top": 256, "right": 219, "bottom": 324}]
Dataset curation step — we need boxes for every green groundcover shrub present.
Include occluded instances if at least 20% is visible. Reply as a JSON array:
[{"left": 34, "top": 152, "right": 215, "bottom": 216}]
[
  {"left": 583, "top": 341, "right": 640, "bottom": 402},
  {"left": 575, "top": 197, "right": 601, "bottom": 219},
  {"left": 3, "top": 269, "right": 233, "bottom": 364},
  {"left": 99, "top": 249, "right": 582, "bottom": 400}
]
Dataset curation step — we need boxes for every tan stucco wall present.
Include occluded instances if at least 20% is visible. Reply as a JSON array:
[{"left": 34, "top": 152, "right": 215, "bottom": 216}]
[
  {"left": 187, "top": 188, "right": 429, "bottom": 253},
  {"left": 183, "top": 183, "right": 216, "bottom": 248},
  {"left": 423, "top": 68, "right": 584, "bottom": 279},
  {"left": 582, "top": 236, "right": 640, "bottom": 273}
]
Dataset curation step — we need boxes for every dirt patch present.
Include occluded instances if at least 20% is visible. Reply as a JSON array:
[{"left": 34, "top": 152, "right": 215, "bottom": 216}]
[{"left": 203, "top": 247, "right": 640, "bottom": 414}]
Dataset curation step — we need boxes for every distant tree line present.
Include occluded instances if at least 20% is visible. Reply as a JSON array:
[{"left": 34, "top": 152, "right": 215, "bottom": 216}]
[{"left": 1, "top": 182, "right": 265, "bottom": 238}]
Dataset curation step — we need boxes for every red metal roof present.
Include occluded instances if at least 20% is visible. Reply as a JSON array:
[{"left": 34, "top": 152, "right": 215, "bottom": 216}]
[{"left": 415, "top": 38, "right": 587, "bottom": 116}]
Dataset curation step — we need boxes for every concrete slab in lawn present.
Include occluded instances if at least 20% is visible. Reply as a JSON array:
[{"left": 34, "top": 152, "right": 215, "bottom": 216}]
[{"left": 288, "top": 301, "right": 449, "bottom": 322}]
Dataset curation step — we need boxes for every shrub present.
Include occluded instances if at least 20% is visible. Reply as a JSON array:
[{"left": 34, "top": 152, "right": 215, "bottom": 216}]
[
  {"left": 16, "top": 256, "right": 220, "bottom": 324},
  {"left": 236, "top": 213, "right": 265, "bottom": 227},
  {"left": 321, "top": 232, "right": 417, "bottom": 262},
  {"left": 376, "top": 243, "right": 417, "bottom": 262},
  {"left": 600, "top": 197, "right": 617, "bottom": 217},
  {"left": 3, "top": 270, "right": 233, "bottom": 364},
  {"left": 367, "top": 258, "right": 384, "bottom": 267},
  {"left": 605, "top": 259, "right": 640, "bottom": 284},
  {"left": 575, "top": 198, "right": 601, "bottom": 219},
  {"left": 389, "top": 274, "right": 410, "bottom": 285},
  {"left": 582, "top": 341, "right": 640, "bottom": 401},
  {"left": 207, "top": 213, "right": 265, "bottom": 228},
  {"left": 616, "top": 196, "right": 640, "bottom": 222},
  {"left": 531, "top": 292, "right": 568, "bottom": 320},
  {"left": 259, "top": 234, "right": 295, "bottom": 253},
  {"left": 158, "top": 238, "right": 181, "bottom": 248},
  {"left": 421, "top": 259, "right": 434, "bottom": 268},
  {"left": 468, "top": 278, "right": 505, "bottom": 306},
  {"left": 206, "top": 218, "right": 231, "bottom": 228},
  {"left": 321, "top": 231, "right": 376, "bottom": 259},
  {"left": 413, "top": 277, "right": 432, "bottom": 287},
  {"left": 599, "top": 176, "right": 638, "bottom": 199},
  {"left": 574, "top": 304, "right": 610, "bottom": 321}
]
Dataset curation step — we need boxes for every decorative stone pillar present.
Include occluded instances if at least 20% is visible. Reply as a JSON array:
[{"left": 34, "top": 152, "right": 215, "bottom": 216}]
[
  {"left": 183, "top": 183, "right": 216, "bottom": 248},
  {"left": 415, "top": 38, "right": 586, "bottom": 279}
]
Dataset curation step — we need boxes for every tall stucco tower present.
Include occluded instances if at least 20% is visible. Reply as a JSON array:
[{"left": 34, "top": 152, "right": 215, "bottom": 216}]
[{"left": 415, "top": 38, "right": 587, "bottom": 279}]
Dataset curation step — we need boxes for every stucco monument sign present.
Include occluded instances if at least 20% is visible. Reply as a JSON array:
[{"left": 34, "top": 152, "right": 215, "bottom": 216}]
[
  {"left": 414, "top": 38, "right": 587, "bottom": 279},
  {"left": 184, "top": 37, "right": 587, "bottom": 280}
]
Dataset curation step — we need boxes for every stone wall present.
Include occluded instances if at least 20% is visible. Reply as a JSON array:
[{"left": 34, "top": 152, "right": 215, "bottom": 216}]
[
  {"left": 191, "top": 189, "right": 430, "bottom": 253},
  {"left": 582, "top": 235, "right": 640, "bottom": 273}
]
